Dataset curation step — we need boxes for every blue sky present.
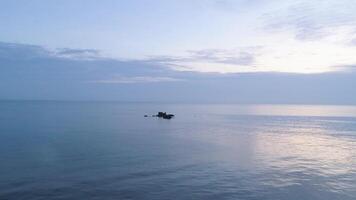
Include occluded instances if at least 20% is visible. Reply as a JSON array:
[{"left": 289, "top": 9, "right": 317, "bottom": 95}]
[{"left": 1, "top": 0, "right": 356, "bottom": 103}]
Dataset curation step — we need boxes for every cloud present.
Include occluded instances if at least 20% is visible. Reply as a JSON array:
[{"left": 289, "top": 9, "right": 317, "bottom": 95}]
[
  {"left": 55, "top": 48, "right": 100, "bottom": 59},
  {"left": 0, "top": 42, "right": 102, "bottom": 61},
  {"left": 192, "top": 50, "right": 255, "bottom": 65},
  {"left": 0, "top": 42, "right": 49, "bottom": 60},
  {"left": 263, "top": 0, "right": 356, "bottom": 41},
  {"left": 93, "top": 76, "right": 183, "bottom": 84},
  {"left": 145, "top": 47, "right": 258, "bottom": 73},
  {"left": 0, "top": 41, "right": 186, "bottom": 83},
  {"left": 144, "top": 40, "right": 356, "bottom": 74},
  {"left": 3, "top": 40, "right": 356, "bottom": 76},
  {"left": 1, "top": 41, "right": 356, "bottom": 104}
]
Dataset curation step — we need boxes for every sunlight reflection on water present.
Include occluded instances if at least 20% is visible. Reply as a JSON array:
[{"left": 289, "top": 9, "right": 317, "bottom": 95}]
[{"left": 0, "top": 102, "right": 355, "bottom": 199}]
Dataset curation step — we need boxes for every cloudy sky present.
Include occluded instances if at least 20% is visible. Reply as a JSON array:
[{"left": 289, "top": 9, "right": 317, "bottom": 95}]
[{"left": 1, "top": 0, "right": 356, "bottom": 103}]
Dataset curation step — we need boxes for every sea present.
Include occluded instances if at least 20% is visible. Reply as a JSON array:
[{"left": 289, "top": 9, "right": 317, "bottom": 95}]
[{"left": 0, "top": 101, "right": 356, "bottom": 200}]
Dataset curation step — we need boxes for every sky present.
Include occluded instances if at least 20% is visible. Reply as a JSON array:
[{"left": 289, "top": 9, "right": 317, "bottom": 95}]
[{"left": 1, "top": 0, "right": 356, "bottom": 103}]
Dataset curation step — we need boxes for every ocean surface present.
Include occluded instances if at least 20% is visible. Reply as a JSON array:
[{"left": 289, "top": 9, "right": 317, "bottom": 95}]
[{"left": 0, "top": 101, "right": 356, "bottom": 200}]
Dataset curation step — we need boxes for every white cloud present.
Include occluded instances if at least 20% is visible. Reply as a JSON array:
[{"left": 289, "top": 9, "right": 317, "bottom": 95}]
[{"left": 143, "top": 0, "right": 356, "bottom": 74}]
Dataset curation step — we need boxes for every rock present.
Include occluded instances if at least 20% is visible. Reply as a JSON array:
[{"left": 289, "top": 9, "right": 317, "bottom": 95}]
[
  {"left": 157, "top": 112, "right": 175, "bottom": 119},
  {"left": 163, "top": 114, "right": 174, "bottom": 119},
  {"left": 157, "top": 112, "right": 166, "bottom": 117}
]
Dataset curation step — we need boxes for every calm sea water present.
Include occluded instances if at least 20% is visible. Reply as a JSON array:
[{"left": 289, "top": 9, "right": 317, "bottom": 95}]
[{"left": 0, "top": 101, "right": 356, "bottom": 200}]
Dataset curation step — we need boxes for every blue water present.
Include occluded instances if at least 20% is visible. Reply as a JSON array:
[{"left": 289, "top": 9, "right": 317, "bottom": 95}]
[{"left": 0, "top": 101, "right": 356, "bottom": 200}]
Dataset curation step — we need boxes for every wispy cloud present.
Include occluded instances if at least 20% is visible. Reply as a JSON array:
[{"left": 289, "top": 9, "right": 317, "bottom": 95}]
[
  {"left": 188, "top": 49, "right": 256, "bottom": 65},
  {"left": 93, "top": 76, "right": 183, "bottom": 84},
  {"left": 55, "top": 48, "right": 100, "bottom": 60},
  {"left": 0, "top": 42, "right": 102, "bottom": 61},
  {"left": 263, "top": 0, "right": 356, "bottom": 41},
  {"left": 144, "top": 47, "right": 259, "bottom": 73}
]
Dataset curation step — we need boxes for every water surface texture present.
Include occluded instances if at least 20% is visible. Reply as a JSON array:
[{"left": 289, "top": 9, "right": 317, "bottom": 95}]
[{"left": 0, "top": 101, "right": 356, "bottom": 200}]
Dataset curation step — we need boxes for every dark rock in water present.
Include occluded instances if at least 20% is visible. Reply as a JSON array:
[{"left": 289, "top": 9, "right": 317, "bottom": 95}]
[
  {"left": 163, "top": 114, "right": 174, "bottom": 119},
  {"left": 144, "top": 115, "right": 148, "bottom": 117},
  {"left": 157, "top": 112, "right": 166, "bottom": 117},
  {"left": 157, "top": 112, "right": 174, "bottom": 119}
]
